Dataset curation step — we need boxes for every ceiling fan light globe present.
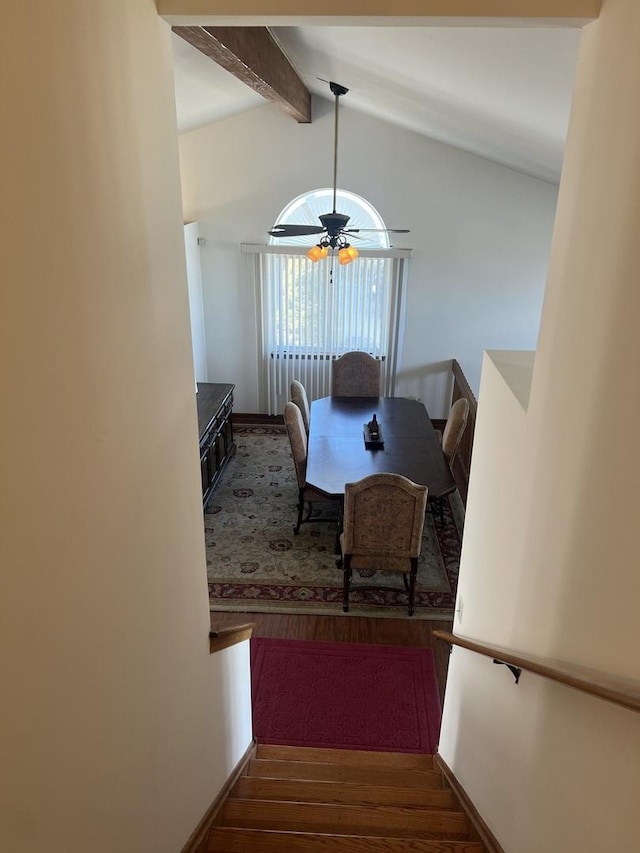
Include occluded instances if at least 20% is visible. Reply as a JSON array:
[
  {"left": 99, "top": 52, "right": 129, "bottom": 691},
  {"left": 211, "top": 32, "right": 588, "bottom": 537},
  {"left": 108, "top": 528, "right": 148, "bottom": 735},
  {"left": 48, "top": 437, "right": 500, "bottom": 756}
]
[
  {"left": 338, "top": 246, "right": 356, "bottom": 265},
  {"left": 307, "top": 245, "right": 324, "bottom": 262},
  {"left": 338, "top": 245, "right": 359, "bottom": 264}
]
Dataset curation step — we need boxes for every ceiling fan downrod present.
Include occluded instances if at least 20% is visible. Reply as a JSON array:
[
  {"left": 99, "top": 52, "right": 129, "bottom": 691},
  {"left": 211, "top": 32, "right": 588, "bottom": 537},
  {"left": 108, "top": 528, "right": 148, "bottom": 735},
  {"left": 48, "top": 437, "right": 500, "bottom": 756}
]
[{"left": 329, "top": 82, "right": 348, "bottom": 214}]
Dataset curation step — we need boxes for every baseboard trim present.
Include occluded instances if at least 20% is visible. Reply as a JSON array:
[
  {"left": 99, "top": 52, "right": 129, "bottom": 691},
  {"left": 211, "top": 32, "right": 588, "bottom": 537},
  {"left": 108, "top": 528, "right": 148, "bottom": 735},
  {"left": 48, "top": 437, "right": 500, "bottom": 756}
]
[
  {"left": 180, "top": 738, "right": 257, "bottom": 853},
  {"left": 232, "top": 412, "right": 284, "bottom": 425},
  {"left": 434, "top": 752, "right": 506, "bottom": 853}
]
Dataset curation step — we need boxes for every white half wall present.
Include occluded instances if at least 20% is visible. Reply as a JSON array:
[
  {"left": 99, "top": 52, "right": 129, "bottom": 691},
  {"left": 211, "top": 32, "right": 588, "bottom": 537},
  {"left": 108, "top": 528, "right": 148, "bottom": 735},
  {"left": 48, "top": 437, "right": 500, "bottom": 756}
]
[{"left": 178, "top": 98, "right": 558, "bottom": 416}]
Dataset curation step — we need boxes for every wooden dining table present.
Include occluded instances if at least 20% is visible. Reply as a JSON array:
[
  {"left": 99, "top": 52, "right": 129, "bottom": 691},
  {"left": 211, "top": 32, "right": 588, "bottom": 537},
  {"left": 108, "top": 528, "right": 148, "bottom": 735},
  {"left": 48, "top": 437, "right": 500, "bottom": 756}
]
[{"left": 306, "top": 396, "right": 457, "bottom": 501}]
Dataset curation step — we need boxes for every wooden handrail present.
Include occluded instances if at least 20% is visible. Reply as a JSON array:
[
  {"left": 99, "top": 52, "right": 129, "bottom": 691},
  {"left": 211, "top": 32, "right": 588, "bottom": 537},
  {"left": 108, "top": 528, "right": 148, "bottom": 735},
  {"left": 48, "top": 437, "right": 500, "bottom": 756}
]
[
  {"left": 433, "top": 630, "right": 640, "bottom": 714},
  {"left": 209, "top": 623, "right": 255, "bottom": 654}
]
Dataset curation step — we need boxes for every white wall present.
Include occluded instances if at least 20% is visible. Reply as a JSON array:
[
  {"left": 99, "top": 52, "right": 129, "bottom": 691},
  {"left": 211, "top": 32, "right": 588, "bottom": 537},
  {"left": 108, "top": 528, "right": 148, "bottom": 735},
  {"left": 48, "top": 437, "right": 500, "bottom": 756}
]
[
  {"left": 441, "top": 352, "right": 640, "bottom": 851},
  {"left": 439, "top": 2, "right": 640, "bottom": 849},
  {"left": 178, "top": 99, "right": 558, "bottom": 416},
  {"left": 1, "top": 5, "right": 252, "bottom": 852},
  {"left": 184, "top": 221, "right": 209, "bottom": 384}
]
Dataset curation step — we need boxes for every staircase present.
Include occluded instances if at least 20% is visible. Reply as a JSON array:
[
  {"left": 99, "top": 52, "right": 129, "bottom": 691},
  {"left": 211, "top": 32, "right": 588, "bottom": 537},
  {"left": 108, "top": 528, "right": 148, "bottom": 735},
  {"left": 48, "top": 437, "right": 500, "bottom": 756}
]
[{"left": 207, "top": 743, "right": 485, "bottom": 851}]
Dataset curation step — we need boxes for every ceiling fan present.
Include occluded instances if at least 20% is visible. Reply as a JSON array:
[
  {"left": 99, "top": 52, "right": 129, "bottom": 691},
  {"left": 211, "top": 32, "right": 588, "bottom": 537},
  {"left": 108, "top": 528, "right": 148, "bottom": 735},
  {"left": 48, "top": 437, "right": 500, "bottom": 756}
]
[{"left": 268, "top": 81, "right": 409, "bottom": 264}]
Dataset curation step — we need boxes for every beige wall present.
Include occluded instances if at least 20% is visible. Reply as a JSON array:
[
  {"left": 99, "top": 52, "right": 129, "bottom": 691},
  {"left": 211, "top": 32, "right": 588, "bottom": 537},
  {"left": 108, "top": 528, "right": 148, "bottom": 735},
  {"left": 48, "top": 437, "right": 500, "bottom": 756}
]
[
  {"left": 439, "top": 1, "right": 640, "bottom": 849},
  {"left": 0, "top": 4, "right": 251, "bottom": 852}
]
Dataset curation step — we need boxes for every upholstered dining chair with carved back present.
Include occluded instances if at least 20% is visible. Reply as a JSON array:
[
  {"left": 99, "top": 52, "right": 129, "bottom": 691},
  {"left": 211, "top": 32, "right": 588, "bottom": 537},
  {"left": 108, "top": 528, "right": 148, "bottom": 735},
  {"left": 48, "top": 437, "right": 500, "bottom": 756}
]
[
  {"left": 441, "top": 397, "right": 470, "bottom": 466},
  {"left": 290, "top": 379, "right": 310, "bottom": 434},
  {"left": 432, "top": 396, "right": 469, "bottom": 524},
  {"left": 284, "top": 401, "right": 339, "bottom": 534},
  {"left": 338, "top": 473, "right": 428, "bottom": 616},
  {"left": 331, "top": 351, "right": 381, "bottom": 397}
]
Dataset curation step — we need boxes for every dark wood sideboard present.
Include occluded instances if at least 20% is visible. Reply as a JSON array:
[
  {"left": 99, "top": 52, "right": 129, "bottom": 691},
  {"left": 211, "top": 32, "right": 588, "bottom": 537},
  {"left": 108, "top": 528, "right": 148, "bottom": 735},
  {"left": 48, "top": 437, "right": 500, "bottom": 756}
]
[{"left": 196, "top": 383, "right": 235, "bottom": 508}]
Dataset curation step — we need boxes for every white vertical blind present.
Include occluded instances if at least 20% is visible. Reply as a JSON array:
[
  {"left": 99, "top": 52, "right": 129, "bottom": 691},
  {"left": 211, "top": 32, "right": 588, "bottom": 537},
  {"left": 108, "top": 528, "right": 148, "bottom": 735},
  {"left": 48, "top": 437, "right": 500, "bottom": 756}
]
[{"left": 246, "top": 245, "right": 410, "bottom": 415}]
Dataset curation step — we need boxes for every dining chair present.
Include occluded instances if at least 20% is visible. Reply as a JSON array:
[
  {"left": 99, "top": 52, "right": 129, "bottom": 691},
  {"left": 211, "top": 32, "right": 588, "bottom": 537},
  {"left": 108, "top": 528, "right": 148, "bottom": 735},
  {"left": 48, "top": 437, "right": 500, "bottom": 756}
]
[
  {"left": 290, "top": 379, "right": 310, "bottom": 434},
  {"left": 432, "top": 396, "right": 469, "bottom": 524},
  {"left": 284, "top": 401, "right": 339, "bottom": 534},
  {"left": 338, "top": 473, "right": 428, "bottom": 616},
  {"left": 331, "top": 351, "right": 381, "bottom": 397},
  {"left": 442, "top": 397, "right": 470, "bottom": 466}
]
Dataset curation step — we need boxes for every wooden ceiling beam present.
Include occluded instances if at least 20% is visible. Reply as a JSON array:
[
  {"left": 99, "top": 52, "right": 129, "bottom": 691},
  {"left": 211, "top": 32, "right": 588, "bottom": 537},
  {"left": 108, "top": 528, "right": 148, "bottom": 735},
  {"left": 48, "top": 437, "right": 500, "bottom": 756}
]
[{"left": 173, "top": 26, "right": 311, "bottom": 123}]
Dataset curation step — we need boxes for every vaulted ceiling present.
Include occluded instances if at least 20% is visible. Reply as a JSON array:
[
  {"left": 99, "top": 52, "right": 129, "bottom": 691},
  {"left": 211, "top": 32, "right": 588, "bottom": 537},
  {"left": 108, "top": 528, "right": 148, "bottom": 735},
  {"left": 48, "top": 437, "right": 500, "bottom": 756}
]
[{"left": 171, "top": 24, "right": 583, "bottom": 184}]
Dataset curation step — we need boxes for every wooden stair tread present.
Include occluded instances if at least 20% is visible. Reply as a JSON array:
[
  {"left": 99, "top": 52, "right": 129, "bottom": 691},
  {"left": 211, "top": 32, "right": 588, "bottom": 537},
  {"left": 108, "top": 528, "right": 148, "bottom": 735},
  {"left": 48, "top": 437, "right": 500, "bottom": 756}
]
[
  {"left": 208, "top": 826, "right": 483, "bottom": 852},
  {"left": 220, "top": 798, "right": 469, "bottom": 837},
  {"left": 234, "top": 776, "right": 455, "bottom": 808},
  {"left": 248, "top": 758, "right": 444, "bottom": 788},
  {"left": 256, "top": 744, "right": 434, "bottom": 771}
]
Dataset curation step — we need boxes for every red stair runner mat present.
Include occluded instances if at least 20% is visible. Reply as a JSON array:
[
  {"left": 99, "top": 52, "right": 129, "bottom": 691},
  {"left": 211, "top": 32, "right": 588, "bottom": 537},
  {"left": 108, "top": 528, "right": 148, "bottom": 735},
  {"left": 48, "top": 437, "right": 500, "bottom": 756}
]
[{"left": 251, "top": 638, "right": 441, "bottom": 753}]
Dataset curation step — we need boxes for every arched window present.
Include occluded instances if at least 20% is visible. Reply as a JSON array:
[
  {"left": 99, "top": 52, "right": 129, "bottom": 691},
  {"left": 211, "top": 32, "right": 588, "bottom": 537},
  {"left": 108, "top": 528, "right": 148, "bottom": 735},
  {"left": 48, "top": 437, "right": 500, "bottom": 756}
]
[
  {"left": 268, "top": 188, "right": 391, "bottom": 250},
  {"left": 244, "top": 190, "right": 411, "bottom": 415}
]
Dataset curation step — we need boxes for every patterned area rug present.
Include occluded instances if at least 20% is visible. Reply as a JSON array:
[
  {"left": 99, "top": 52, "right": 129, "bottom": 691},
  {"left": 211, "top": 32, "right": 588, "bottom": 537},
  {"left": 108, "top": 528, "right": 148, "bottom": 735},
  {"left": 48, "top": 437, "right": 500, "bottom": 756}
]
[
  {"left": 205, "top": 426, "right": 464, "bottom": 619},
  {"left": 251, "top": 638, "right": 442, "bottom": 753}
]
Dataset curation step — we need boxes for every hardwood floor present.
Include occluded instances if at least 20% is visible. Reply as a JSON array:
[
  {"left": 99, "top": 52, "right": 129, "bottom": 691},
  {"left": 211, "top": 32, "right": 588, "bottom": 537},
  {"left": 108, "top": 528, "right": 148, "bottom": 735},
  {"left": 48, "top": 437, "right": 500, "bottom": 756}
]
[{"left": 210, "top": 611, "right": 453, "bottom": 704}]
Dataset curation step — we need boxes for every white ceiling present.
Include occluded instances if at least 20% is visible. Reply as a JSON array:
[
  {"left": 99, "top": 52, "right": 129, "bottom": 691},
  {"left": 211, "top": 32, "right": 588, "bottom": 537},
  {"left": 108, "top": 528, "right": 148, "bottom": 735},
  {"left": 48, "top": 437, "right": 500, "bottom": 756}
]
[{"left": 172, "top": 25, "right": 582, "bottom": 184}]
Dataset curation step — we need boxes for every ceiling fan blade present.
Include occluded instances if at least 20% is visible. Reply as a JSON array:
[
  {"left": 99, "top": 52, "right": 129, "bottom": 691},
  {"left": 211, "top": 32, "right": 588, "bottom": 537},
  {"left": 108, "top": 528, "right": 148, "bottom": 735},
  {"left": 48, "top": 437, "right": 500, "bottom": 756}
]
[
  {"left": 344, "top": 228, "right": 410, "bottom": 234},
  {"left": 269, "top": 224, "right": 327, "bottom": 237}
]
